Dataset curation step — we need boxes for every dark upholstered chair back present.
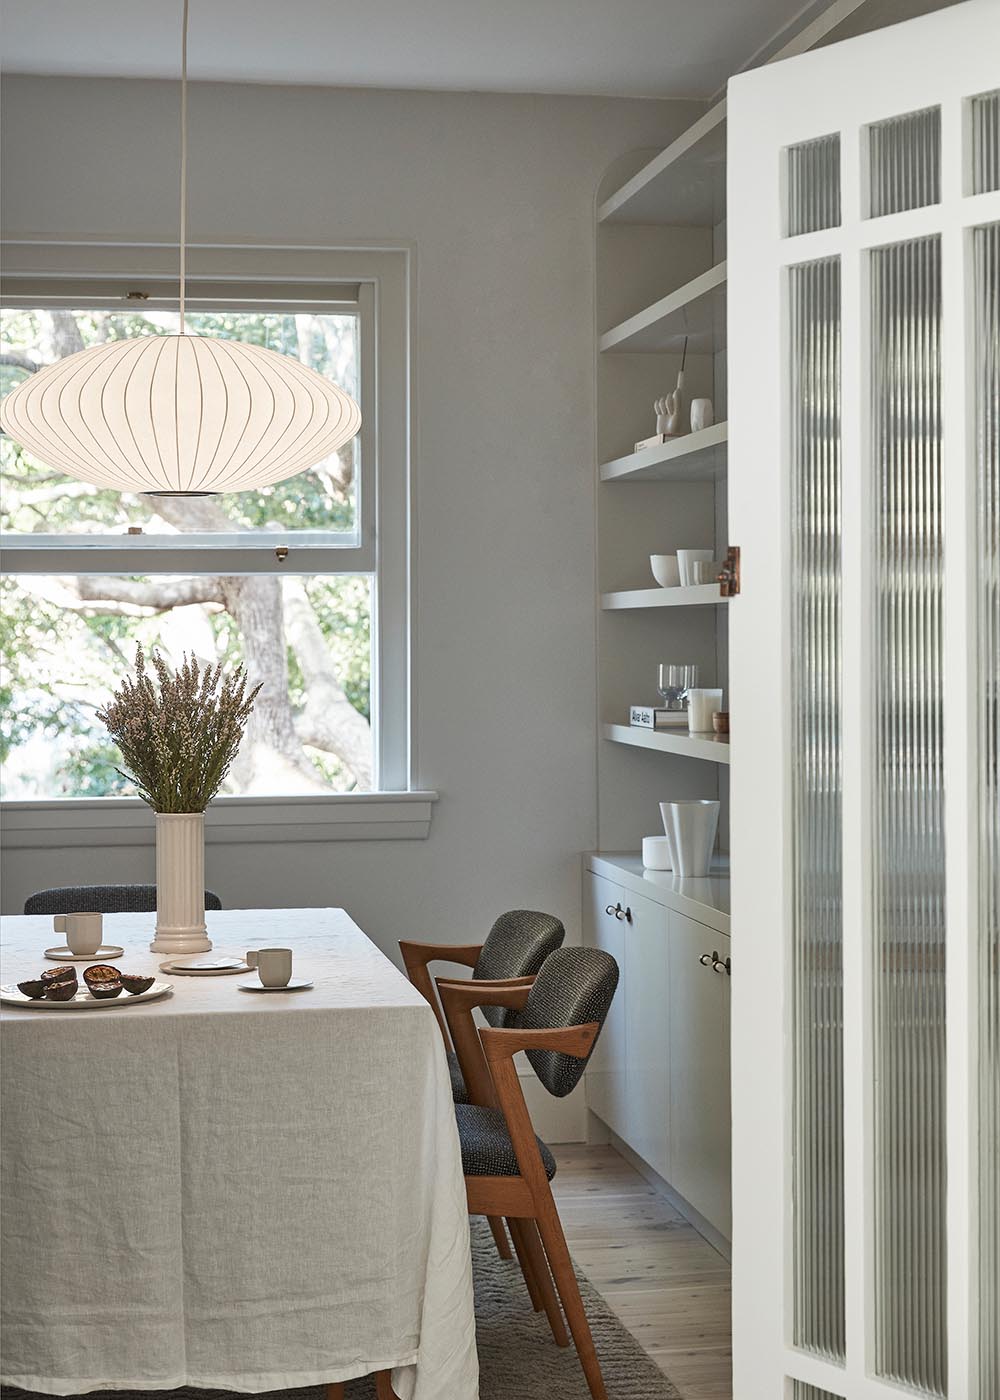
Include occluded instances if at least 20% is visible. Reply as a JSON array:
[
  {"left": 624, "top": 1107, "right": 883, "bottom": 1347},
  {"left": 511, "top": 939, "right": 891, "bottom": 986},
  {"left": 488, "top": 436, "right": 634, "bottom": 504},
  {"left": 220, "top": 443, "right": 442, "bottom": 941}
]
[
  {"left": 24, "top": 885, "right": 223, "bottom": 916},
  {"left": 519, "top": 946, "right": 619, "bottom": 1098},
  {"left": 473, "top": 910, "right": 565, "bottom": 1028}
]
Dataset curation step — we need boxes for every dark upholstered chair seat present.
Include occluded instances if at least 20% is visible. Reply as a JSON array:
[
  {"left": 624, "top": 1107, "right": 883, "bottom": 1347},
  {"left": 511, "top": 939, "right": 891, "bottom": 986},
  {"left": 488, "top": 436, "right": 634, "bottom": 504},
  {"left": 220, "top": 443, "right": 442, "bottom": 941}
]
[
  {"left": 446, "top": 1050, "right": 469, "bottom": 1104},
  {"left": 24, "top": 885, "right": 223, "bottom": 916},
  {"left": 454, "top": 1103, "right": 557, "bottom": 1181}
]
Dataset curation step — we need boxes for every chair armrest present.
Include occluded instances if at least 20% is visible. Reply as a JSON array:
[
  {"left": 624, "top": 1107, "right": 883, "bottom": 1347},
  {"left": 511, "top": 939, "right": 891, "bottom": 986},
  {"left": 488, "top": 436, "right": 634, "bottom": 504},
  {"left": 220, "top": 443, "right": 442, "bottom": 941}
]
[
  {"left": 398, "top": 941, "right": 482, "bottom": 1046},
  {"left": 480, "top": 1022, "right": 599, "bottom": 1065},
  {"left": 398, "top": 940, "right": 482, "bottom": 971},
  {"left": 435, "top": 979, "right": 533, "bottom": 1015},
  {"left": 436, "top": 979, "right": 533, "bottom": 1106}
]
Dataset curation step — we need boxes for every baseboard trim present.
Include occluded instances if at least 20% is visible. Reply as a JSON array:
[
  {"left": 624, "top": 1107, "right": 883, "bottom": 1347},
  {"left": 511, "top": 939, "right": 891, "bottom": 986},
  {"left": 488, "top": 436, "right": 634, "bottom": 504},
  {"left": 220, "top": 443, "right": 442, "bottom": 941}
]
[{"left": 586, "top": 1112, "right": 732, "bottom": 1261}]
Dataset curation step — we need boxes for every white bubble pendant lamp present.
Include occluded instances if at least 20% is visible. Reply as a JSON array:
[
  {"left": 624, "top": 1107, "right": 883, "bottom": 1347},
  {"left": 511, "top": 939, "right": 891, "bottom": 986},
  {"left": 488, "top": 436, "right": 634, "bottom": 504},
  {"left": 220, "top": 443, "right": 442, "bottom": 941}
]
[{"left": 0, "top": 1, "right": 360, "bottom": 498}]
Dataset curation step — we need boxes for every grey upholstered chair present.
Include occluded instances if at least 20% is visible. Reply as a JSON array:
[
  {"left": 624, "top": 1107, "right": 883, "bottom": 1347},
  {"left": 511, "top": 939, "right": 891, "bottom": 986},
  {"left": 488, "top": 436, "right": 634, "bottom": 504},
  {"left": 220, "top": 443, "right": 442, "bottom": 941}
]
[
  {"left": 399, "top": 909, "right": 566, "bottom": 1104},
  {"left": 399, "top": 909, "right": 565, "bottom": 1265},
  {"left": 438, "top": 946, "right": 620, "bottom": 1400},
  {"left": 24, "top": 884, "right": 223, "bottom": 915}
]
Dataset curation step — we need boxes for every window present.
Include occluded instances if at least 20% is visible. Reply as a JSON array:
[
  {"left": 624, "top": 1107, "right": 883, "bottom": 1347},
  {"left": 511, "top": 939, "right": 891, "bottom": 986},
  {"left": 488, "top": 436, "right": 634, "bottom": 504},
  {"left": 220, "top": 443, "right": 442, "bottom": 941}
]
[{"left": 0, "top": 244, "right": 416, "bottom": 824}]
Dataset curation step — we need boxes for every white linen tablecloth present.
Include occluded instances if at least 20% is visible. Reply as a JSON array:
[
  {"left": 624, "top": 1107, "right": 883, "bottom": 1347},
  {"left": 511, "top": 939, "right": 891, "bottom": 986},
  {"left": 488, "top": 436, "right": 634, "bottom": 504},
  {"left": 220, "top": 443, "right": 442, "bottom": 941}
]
[{"left": 0, "top": 908, "right": 478, "bottom": 1399}]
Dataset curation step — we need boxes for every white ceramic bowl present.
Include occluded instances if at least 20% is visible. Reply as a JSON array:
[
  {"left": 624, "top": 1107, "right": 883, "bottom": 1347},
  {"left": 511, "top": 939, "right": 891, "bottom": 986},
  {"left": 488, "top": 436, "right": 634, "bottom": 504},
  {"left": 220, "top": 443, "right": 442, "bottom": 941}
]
[
  {"left": 642, "top": 835, "right": 673, "bottom": 870},
  {"left": 649, "top": 554, "right": 680, "bottom": 588}
]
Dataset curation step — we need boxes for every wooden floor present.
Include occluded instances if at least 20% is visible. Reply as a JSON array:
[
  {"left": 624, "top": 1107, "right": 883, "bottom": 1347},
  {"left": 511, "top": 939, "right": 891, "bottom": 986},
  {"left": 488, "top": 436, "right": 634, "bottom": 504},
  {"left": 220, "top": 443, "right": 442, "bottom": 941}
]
[{"left": 551, "top": 1143, "right": 733, "bottom": 1400}]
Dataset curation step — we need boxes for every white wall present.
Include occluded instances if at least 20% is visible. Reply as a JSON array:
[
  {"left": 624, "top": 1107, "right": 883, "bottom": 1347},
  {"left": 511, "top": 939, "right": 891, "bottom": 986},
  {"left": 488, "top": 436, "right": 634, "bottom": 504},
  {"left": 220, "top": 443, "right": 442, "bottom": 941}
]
[{"left": 0, "top": 79, "right": 699, "bottom": 993}]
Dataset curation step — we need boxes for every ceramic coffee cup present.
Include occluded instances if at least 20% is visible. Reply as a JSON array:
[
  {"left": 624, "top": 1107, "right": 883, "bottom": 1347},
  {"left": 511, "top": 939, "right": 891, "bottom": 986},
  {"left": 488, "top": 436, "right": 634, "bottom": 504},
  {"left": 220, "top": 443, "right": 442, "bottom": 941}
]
[
  {"left": 246, "top": 947, "right": 293, "bottom": 988},
  {"left": 688, "top": 688, "right": 724, "bottom": 732},
  {"left": 677, "top": 548, "right": 714, "bottom": 586},
  {"left": 54, "top": 912, "right": 103, "bottom": 956}
]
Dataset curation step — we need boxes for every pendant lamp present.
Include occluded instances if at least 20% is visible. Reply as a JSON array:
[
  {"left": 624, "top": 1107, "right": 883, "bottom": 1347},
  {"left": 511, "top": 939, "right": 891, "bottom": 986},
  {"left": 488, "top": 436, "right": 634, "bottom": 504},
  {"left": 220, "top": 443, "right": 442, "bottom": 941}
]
[{"left": 0, "top": 1, "right": 360, "bottom": 498}]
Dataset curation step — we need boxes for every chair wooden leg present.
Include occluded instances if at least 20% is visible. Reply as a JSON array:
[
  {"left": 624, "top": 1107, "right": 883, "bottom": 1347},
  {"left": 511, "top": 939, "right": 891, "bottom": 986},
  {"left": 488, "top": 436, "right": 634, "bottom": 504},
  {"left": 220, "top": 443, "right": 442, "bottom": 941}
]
[
  {"left": 487, "top": 1212, "right": 513, "bottom": 1259},
  {"left": 326, "top": 1386, "right": 345, "bottom": 1400},
  {"left": 508, "top": 1216, "right": 544, "bottom": 1311},
  {"left": 374, "top": 1371, "right": 399, "bottom": 1400},
  {"left": 536, "top": 1208, "right": 608, "bottom": 1400},
  {"left": 518, "top": 1217, "right": 569, "bottom": 1347}
]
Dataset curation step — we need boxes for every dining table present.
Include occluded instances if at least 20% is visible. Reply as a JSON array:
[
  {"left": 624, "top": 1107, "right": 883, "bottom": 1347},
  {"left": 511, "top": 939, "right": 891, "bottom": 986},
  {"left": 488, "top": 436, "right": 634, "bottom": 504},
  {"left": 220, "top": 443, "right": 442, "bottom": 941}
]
[{"left": 0, "top": 907, "right": 479, "bottom": 1400}]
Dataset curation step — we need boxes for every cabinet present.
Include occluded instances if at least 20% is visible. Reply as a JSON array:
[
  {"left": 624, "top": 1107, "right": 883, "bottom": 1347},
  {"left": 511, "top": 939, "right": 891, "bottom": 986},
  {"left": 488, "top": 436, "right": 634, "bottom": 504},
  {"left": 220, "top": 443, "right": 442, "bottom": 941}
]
[
  {"left": 668, "top": 911, "right": 732, "bottom": 1238},
  {"left": 582, "top": 872, "right": 629, "bottom": 1140},
  {"left": 583, "top": 869, "right": 731, "bottom": 1239}
]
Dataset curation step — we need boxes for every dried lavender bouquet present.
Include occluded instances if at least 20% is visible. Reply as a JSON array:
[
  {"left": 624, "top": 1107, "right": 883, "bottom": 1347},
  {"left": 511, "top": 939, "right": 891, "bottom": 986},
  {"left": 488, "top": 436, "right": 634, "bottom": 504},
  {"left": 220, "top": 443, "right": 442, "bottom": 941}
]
[{"left": 97, "top": 645, "right": 262, "bottom": 813}]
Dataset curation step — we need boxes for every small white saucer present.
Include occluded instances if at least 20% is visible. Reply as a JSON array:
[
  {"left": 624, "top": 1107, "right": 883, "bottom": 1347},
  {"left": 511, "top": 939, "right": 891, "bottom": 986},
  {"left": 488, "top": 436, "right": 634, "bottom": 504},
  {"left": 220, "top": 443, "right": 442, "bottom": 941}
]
[
  {"left": 44, "top": 945, "right": 124, "bottom": 962},
  {"left": 237, "top": 978, "right": 313, "bottom": 993},
  {"left": 159, "top": 956, "right": 250, "bottom": 976}
]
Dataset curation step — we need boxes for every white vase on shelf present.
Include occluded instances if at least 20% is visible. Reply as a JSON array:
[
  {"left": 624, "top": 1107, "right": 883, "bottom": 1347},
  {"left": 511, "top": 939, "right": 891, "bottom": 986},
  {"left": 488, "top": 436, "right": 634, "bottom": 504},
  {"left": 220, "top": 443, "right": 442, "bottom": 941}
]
[{"left": 150, "top": 812, "right": 212, "bottom": 954}]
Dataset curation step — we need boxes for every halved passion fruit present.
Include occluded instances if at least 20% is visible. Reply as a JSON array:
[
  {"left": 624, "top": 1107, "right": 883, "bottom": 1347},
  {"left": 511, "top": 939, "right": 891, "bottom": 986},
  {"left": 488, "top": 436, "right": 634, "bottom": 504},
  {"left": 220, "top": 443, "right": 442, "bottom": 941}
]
[
  {"left": 45, "top": 978, "right": 79, "bottom": 1001},
  {"left": 40, "top": 965, "right": 77, "bottom": 986},
  {"left": 17, "top": 978, "right": 47, "bottom": 999},
  {"left": 82, "top": 965, "right": 123, "bottom": 999},
  {"left": 120, "top": 973, "right": 155, "bottom": 996}
]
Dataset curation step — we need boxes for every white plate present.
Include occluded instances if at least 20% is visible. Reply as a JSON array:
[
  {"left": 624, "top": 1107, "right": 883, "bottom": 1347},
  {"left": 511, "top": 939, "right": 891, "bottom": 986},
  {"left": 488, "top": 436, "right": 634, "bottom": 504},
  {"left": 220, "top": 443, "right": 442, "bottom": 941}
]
[
  {"left": 159, "top": 956, "right": 250, "bottom": 976},
  {"left": 44, "top": 945, "right": 125, "bottom": 961},
  {"left": 1, "top": 980, "right": 172, "bottom": 1010},
  {"left": 237, "top": 979, "right": 313, "bottom": 993}
]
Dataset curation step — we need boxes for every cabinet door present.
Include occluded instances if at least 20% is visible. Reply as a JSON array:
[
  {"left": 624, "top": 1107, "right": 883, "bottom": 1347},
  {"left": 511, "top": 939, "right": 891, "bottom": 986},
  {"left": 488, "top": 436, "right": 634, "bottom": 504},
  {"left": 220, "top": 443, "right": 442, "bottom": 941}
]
[
  {"left": 583, "top": 872, "right": 629, "bottom": 1140},
  {"left": 624, "top": 891, "right": 671, "bottom": 1180},
  {"left": 668, "top": 911, "right": 732, "bottom": 1238}
]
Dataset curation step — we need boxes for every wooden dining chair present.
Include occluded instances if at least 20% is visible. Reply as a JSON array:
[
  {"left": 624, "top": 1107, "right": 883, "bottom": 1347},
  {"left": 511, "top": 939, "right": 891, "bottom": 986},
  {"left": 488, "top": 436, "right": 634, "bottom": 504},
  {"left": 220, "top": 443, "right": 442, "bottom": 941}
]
[
  {"left": 24, "top": 884, "right": 223, "bottom": 914},
  {"left": 400, "top": 908, "right": 564, "bottom": 1262},
  {"left": 437, "top": 946, "right": 620, "bottom": 1400},
  {"left": 327, "top": 1372, "right": 397, "bottom": 1400},
  {"left": 399, "top": 908, "right": 565, "bottom": 1103}
]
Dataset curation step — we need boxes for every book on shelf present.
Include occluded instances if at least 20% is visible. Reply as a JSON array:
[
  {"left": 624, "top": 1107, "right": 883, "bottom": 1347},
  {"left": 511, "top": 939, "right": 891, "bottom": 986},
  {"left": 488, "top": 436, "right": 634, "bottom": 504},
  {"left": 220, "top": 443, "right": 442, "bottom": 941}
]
[{"left": 629, "top": 705, "right": 690, "bottom": 729}]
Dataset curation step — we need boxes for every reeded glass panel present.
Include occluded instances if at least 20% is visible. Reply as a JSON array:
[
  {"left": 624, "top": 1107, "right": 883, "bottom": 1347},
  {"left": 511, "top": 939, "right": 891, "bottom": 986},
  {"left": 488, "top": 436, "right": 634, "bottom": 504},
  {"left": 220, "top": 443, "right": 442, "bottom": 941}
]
[
  {"left": 787, "top": 135, "right": 842, "bottom": 236},
  {"left": 870, "top": 235, "right": 946, "bottom": 1396},
  {"left": 974, "top": 221, "right": 1000, "bottom": 1400},
  {"left": 792, "top": 1384, "right": 844, "bottom": 1400},
  {"left": 971, "top": 90, "right": 1000, "bottom": 194},
  {"left": 789, "top": 257, "right": 844, "bottom": 1363},
  {"left": 868, "top": 106, "right": 941, "bottom": 217}
]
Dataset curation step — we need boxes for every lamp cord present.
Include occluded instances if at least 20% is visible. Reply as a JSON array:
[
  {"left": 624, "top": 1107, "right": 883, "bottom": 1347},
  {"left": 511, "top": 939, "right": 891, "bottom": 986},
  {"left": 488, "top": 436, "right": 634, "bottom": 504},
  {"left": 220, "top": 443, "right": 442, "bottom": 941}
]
[{"left": 179, "top": 0, "right": 189, "bottom": 333}]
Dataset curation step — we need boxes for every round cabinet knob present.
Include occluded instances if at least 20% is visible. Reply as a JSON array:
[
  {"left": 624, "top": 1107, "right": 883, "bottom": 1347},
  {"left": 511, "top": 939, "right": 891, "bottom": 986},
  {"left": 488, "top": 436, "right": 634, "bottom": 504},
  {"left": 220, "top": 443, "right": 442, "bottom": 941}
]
[
  {"left": 699, "top": 952, "right": 713, "bottom": 966},
  {"left": 605, "top": 904, "right": 620, "bottom": 917},
  {"left": 615, "top": 905, "right": 632, "bottom": 922}
]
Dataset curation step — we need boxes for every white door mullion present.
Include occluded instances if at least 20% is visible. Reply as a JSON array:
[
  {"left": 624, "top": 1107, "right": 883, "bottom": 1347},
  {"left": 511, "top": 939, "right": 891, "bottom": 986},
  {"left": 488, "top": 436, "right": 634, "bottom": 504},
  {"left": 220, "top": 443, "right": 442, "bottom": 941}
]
[
  {"left": 940, "top": 93, "right": 977, "bottom": 1400},
  {"left": 837, "top": 109, "right": 873, "bottom": 1398}
]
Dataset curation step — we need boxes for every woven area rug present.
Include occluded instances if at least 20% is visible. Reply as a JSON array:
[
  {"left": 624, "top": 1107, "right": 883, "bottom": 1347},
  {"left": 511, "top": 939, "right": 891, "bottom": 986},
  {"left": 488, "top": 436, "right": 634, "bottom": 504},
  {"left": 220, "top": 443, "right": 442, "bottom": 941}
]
[{"left": 3, "top": 1221, "right": 682, "bottom": 1400}]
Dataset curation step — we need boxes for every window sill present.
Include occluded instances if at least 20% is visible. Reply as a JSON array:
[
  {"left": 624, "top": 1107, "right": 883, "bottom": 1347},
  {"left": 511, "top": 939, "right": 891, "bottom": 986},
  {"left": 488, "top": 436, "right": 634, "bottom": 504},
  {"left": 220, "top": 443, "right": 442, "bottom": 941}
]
[{"left": 0, "top": 792, "right": 438, "bottom": 849}]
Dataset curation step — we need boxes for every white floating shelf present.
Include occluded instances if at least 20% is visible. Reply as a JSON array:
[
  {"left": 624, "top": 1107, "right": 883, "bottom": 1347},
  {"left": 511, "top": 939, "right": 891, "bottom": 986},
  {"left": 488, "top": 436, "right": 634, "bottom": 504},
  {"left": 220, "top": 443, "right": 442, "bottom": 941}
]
[
  {"left": 600, "top": 421, "right": 728, "bottom": 482},
  {"left": 603, "top": 722, "right": 730, "bottom": 765},
  {"left": 598, "top": 100, "right": 727, "bottom": 227},
  {"left": 599, "top": 262, "right": 727, "bottom": 355},
  {"left": 601, "top": 584, "right": 725, "bottom": 610}
]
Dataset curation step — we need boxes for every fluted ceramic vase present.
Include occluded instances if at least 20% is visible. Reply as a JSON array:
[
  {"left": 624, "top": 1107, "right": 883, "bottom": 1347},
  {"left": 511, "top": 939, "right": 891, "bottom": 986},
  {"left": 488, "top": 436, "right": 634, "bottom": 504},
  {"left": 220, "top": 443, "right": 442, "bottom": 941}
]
[{"left": 151, "top": 812, "right": 212, "bottom": 954}]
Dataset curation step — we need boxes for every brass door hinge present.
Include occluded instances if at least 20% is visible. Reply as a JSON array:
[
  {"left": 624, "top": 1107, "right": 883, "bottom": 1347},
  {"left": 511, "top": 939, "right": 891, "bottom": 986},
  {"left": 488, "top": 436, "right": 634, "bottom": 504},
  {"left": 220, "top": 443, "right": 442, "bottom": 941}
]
[{"left": 718, "top": 545, "right": 741, "bottom": 597}]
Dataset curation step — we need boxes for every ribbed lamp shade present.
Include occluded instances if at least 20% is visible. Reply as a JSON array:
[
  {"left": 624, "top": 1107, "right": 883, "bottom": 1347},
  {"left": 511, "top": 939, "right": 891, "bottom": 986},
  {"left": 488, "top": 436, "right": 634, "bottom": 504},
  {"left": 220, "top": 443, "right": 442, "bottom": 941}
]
[{"left": 0, "top": 334, "right": 362, "bottom": 495}]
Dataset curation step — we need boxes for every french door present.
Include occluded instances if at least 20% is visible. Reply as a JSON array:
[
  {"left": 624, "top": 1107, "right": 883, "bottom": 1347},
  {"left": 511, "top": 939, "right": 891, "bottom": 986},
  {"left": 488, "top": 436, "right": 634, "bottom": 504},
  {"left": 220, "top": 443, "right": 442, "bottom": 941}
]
[{"left": 727, "top": 4, "right": 999, "bottom": 1397}]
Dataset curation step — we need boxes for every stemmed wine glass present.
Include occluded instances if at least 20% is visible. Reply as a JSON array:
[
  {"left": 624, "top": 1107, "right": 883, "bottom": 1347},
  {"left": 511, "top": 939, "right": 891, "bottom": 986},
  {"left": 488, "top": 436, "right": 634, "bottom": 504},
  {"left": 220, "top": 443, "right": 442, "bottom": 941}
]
[{"left": 657, "top": 663, "right": 699, "bottom": 710}]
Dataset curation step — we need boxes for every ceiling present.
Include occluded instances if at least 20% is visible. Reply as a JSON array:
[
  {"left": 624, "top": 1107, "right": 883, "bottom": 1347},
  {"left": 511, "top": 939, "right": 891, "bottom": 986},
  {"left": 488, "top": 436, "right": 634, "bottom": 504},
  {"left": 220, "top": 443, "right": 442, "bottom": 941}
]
[{"left": 0, "top": 0, "right": 812, "bottom": 99}]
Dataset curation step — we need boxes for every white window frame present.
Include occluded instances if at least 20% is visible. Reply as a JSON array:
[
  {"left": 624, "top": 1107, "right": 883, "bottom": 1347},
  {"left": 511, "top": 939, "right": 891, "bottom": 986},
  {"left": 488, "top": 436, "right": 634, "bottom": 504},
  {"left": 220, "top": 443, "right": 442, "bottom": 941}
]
[{"left": 0, "top": 239, "right": 434, "bottom": 843}]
